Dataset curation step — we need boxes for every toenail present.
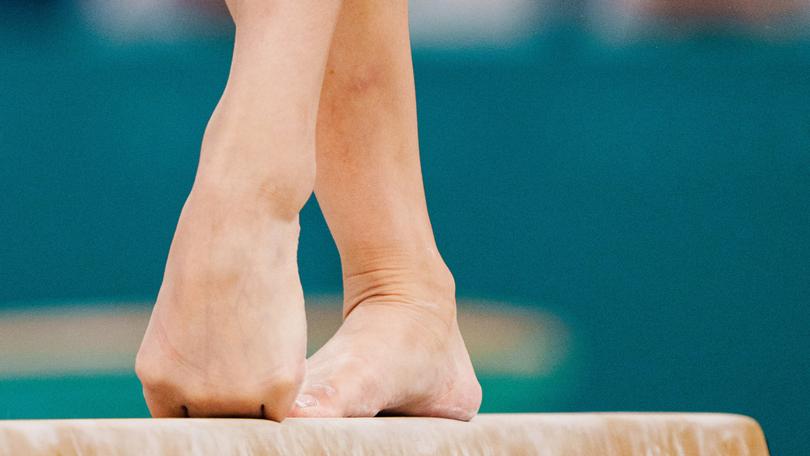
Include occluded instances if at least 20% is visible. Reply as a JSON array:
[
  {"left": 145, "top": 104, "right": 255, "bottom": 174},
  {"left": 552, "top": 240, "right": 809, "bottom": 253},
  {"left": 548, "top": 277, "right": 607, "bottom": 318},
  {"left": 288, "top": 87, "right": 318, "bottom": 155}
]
[{"left": 295, "top": 394, "right": 318, "bottom": 409}]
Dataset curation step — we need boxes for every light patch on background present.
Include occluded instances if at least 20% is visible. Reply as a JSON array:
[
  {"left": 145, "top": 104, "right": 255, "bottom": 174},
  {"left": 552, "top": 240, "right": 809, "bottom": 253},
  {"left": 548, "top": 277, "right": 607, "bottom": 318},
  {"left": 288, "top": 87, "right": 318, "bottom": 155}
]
[
  {"left": 78, "top": 0, "right": 227, "bottom": 42},
  {"left": 0, "top": 304, "right": 148, "bottom": 378},
  {"left": 409, "top": 0, "right": 546, "bottom": 48},
  {"left": 77, "top": 0, "right": 544, "bottom": 46},
  {"left": 0, "top": 297, "right": 569, "bottom": 380},
  {"left": 587, "top": 0, "right": 810, "bottom": 42}
]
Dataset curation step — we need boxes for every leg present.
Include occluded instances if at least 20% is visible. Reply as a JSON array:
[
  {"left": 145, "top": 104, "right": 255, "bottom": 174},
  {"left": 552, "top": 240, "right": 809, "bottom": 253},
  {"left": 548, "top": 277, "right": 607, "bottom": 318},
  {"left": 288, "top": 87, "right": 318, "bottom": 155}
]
[
  {"left": 135, "top": 0, "right": 342, "bottom": 420},
  {"left": 291, "top": 0, "right": 481, "bottom": 420}
]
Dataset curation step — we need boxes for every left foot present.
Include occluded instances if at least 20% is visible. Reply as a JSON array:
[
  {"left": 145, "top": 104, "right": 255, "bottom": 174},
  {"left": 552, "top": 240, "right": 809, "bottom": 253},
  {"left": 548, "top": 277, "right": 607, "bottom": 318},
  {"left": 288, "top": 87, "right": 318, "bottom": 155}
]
[{"left": 289, "top": 249, "right": 482, "bottom": 420}]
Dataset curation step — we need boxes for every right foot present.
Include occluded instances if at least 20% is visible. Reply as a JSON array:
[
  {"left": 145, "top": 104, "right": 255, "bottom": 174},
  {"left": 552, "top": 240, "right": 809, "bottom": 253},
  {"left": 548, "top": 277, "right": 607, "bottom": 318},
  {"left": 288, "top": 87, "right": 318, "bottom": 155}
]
[
  {"left": 136, "top": 185, "right": 306, "bottom": 420},
  {"left": 290, "top": 250, "right": 482, "bottom": 420}
]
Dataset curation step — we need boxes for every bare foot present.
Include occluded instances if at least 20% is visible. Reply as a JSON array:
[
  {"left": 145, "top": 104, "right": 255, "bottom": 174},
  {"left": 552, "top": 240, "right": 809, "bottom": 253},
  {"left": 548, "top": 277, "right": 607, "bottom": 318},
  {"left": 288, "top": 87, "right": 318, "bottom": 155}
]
[
  {"left": 135, "top": 186, "right": 306, "bottom": 420},
  {"left": 290, "top": 250, "right": 482, "bottom": 420}
]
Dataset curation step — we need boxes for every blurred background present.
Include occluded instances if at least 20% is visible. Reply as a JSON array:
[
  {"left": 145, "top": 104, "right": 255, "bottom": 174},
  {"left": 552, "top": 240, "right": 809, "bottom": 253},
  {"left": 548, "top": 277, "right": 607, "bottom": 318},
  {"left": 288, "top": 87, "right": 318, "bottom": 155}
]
[{"left": 1, "top": 0, "right": 808, "bottom": 453}]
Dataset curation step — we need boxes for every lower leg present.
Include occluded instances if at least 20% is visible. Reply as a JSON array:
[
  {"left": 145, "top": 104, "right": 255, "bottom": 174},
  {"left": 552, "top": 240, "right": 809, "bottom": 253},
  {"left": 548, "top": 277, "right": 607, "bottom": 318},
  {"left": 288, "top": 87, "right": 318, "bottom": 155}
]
[
  {"left": 135, "top": 0, "right": 342, "bottom": 421},
  {"left": 292, "top": 0, "right": 481, "bottom": 420},
  {"left": 314, "top": 0, "right": 453, "bottom": 317}
]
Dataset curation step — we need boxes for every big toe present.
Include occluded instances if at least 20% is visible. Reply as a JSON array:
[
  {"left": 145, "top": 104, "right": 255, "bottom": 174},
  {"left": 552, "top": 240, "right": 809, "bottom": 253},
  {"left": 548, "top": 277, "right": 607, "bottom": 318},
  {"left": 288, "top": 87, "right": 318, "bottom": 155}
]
[
  {"left": 289, "top": 382, "right": 346, "bottom": 417},
  {"left": 139, "top": 361, "right": 303, "bottom": 421},
  {"left": 290, "top": 363, "right": 385, "bottom": 418},
  {"left": 186, "top": 376, "right": 301, "bottom": 420}
]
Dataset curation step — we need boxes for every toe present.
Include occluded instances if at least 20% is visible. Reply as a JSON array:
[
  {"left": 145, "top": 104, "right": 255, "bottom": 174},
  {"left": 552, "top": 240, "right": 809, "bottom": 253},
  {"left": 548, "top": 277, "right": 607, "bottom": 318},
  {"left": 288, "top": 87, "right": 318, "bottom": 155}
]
[
  {"left": 182, "top": 377, "right": 299, "bottom": 420},
  {"left": 142, "top": 386, "right": 187, "bottom": 418},
  {"left": 289, "top": 384, "right": 342, "bottom": 417},
  {"left": 140, "top": 366, "right": 303, "bottom": 421}
]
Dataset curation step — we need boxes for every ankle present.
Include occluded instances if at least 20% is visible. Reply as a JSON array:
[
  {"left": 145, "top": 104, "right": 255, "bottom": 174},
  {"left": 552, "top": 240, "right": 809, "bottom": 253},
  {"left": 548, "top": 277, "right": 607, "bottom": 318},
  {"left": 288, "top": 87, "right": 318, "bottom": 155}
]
[
  {"left": 191, "top": 161, "right": 314, "bottom": 222},
  {"left": 341, "top": 245, "right": 457, "bottom": 319},
  {"left": 191, "top": 101, "right": 317, "bottom": 221}
]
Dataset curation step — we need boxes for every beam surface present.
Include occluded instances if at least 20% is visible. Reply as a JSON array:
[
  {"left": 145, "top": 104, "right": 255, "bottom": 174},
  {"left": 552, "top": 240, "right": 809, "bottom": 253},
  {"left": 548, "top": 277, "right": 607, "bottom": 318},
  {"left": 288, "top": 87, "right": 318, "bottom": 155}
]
[{"left": 0, "top": 413, "right": 768, "bottom": 455}]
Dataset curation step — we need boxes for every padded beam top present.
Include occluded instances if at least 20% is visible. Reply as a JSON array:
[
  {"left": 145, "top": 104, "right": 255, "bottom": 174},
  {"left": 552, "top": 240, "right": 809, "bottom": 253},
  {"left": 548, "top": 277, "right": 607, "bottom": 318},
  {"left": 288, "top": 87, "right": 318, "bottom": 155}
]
[{"left": 0, "top": 413, "right": 768, "bottom": 455}]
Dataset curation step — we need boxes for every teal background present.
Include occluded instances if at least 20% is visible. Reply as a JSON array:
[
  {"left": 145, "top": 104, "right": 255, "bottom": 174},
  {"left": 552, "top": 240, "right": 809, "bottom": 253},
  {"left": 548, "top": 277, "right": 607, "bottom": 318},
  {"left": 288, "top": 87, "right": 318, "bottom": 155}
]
[{"left": 2, "top": 5, "right": 809, "bottom": 454}]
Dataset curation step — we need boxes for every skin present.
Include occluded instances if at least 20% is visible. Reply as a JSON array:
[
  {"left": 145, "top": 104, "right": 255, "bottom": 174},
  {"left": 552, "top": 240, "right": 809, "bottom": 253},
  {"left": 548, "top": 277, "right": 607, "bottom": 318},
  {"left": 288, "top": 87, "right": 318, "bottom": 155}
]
[
  {"left": 135, "top": 0, "right": 343, "bottom": 420},
  {"left": 291, "top": 0, "right": 481, "bottom": 419},
  {"left": 136, "top": 0, "right": 481, "bottom": 421}
]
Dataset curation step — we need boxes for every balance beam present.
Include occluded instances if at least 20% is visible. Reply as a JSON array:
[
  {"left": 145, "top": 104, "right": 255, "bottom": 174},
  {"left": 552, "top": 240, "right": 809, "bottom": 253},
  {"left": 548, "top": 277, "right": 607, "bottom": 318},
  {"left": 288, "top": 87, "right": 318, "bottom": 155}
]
[{"left": 0, "top": 413, "right": 768, "bottom": 455}]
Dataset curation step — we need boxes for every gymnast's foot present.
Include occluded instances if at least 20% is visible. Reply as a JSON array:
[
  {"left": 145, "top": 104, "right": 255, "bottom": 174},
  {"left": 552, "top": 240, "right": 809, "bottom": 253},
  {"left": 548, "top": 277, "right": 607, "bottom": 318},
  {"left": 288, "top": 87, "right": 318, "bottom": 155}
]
[
  {"left": 290, "top": 250, "right": 482, "bottom": 420},
  {"left": 136, "top": 185, "right": 306, "bottom": 420}
]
